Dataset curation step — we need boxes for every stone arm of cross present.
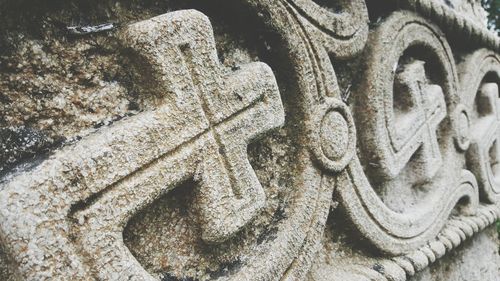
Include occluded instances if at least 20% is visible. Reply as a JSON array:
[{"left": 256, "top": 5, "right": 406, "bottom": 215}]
[{"left": 0, "top": 10, "right": 284, "bottom": 280}]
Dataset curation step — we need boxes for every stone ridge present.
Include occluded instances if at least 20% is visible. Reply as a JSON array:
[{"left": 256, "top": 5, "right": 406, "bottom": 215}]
[
  {"left": 386, "top": 0, "right": 499, "bottom": 50},
  {"left": 360, "top": 203, "right": 500, "bottom": 281}
]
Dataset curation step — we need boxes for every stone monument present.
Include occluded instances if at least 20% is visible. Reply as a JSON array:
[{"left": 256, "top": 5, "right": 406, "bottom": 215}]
[{"left": 0, "top": 0, "right": 498, "bottom": 280}]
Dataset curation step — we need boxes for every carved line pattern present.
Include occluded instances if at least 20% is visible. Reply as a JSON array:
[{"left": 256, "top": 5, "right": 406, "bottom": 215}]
[
  {"left": 286, "top": 0, "right": 365, "bottom": 40},
  {"left": 285, "top": 0, "right": 369, "bottom": 58},
  {"left": 220, "top": 1, "right": 365, "bottom": 279},
  {"left": 258, "top": 2, "right": 345, "bottom": 279},
  {"left": 389, "top": 0, "right": 500, "bottom": 51},
  {"left": 357, "top": 203, "right": 500, "bottom": 281},
  {"left": 281, "top": 0, "right": 328, "bottom": 102},
  {"left": 279, "top": 0, "right": 358, "bottom": 172}
]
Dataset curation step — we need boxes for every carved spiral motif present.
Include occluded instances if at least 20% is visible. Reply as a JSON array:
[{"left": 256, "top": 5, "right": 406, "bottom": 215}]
[
  {"left": 335, "top": 11, "right": 479, "bottom": 254},
  {"left": 459, "top": 49, "right": 500, "bottom": 203}
]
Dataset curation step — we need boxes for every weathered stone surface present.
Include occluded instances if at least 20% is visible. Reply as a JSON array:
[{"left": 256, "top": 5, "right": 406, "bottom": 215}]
[{"left": 0, "top": 0, "right": 498, "bottom": 280}]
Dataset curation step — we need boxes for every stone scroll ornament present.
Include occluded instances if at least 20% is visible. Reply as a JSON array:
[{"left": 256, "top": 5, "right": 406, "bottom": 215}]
[
  {"left": 459, "top": 48, "right": 500, "bottom": 203},
  {"left": 285, "top": 0, "right": 368, "bottom": 58},
  {"left": 236, "top": 0, "right": 369, "bottom": 278},
  {"left": 335, "top": 11, "right": 479, "bottom": 255},
  {"left": 0, "top": 10, "right": 287, "bottom": 280}
]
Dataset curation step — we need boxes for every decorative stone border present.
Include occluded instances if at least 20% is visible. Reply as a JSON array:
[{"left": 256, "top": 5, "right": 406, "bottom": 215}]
[
  {"left": 368, "top": 203, "right": 500, "bottom": 281},
  {"left": 387, "top": 0, "right": 500, "bottom": 51}
]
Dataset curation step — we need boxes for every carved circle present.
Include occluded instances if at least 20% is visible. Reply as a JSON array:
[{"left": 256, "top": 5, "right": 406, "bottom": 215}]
[
  {"left": 454, "top": 104, "right": 471, "bottom": 151},
  {"left": 321, "top": 112, "right": 348, "bottom": 159},
  {"left": 312, "top": 98, "right": 355, "bottom": 172}
]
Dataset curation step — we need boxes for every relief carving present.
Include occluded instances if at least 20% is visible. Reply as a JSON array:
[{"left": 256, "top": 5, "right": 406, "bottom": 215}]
[
  {"left": 286, "top": 0, "right": 369, "bottom": 57},
  {"left": 0, "top": 0, "right": 499, "bottom": 280},
  {"left": 460, "top": 49, "right": 500, "bottom": 203},
  {"left": 337, "top": 11, "right": 479, "bottom": 254},
  {"left": 0, "top": 10, "right": 285, "bottom": 280}
]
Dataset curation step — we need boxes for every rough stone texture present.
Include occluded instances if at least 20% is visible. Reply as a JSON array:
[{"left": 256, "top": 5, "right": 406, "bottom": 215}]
[{"left": 0, "top": 0, "right": 499, "bottom": 280}]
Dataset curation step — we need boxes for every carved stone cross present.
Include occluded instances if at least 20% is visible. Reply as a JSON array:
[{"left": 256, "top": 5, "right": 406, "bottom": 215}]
[
  {"left": 117, "top": 10, "right": 285, "bottom": 244},
  {"left": 389, "top": 60, "right": 446, "bottom": 182},
  {"left": 467, "top": 82, "right": 500, "bottom": 202},
  {"left": 0, "top": 10, "right": 284, "bottom": 280}
]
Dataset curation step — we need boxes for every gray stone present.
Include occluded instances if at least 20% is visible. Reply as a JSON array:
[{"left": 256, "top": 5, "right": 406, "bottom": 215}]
[{"left": 0, "top": 0, "right": 498, "bottom": 280}]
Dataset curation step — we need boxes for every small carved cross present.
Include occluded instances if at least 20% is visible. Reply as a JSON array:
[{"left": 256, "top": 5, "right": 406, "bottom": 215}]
[
  {"left": 467, "top": 82, "right": 500, "bottom": 202},
  {"left": 392, "top": 60, "right": 446, "bottom": 182}
]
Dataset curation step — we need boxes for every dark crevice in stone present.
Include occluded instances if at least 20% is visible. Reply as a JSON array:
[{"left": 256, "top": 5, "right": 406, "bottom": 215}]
[
  {"left": 207, "top": 258, "right": 242, "bottom": 279},
  {"left": 0, "top": 126, "right": 64, "bottom": 177}
]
